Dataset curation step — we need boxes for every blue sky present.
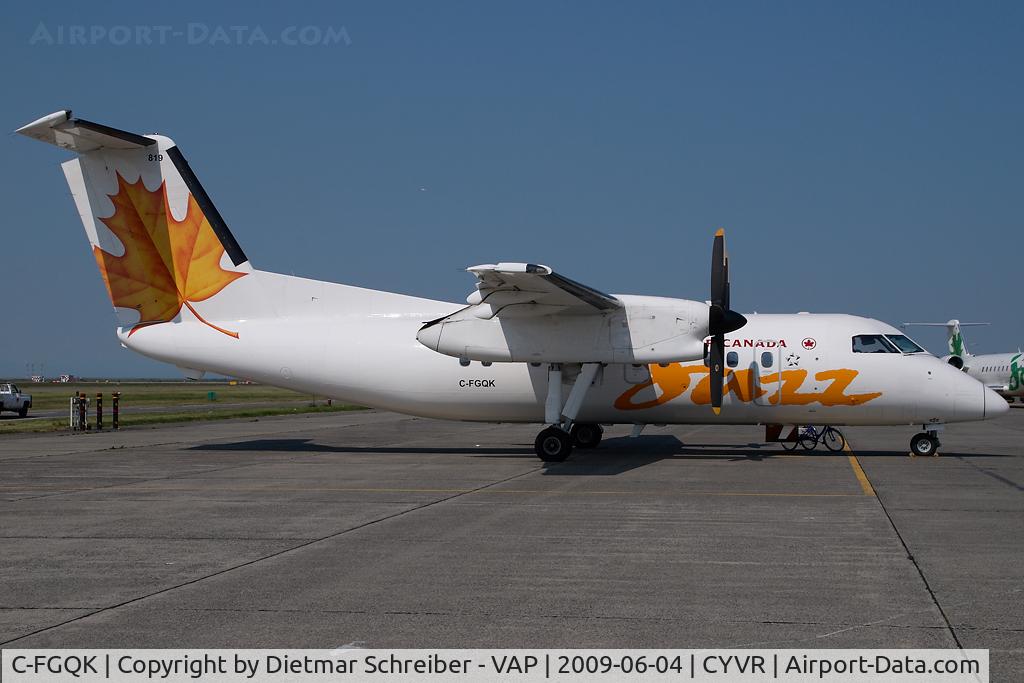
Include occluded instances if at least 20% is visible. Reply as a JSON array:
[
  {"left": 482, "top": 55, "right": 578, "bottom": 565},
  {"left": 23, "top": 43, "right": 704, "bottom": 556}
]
[{"left": 1, "top": 1, "right": 1021, "bottom": 377}]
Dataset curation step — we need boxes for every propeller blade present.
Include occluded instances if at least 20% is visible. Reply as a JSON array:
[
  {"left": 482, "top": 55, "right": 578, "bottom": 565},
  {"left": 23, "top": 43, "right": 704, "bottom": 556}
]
[
  {"left": 708, "top": 228, "right": 746, "bottom": 414},
  {"left": 708, "top": 228, "right": 747, "bottom": 336},
  {"left": 711, "top": 228, "right": 726, "bottom": 308},
  {"left": 723, "top": 254, "right": 730, "bottom": 312},
  {"left": 709, "top": 333, "right": 724, "bottom": 415}
]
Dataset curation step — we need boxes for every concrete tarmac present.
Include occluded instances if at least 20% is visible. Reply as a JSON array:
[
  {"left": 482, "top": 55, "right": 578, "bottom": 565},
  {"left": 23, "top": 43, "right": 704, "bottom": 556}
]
[{"left": 0, "top": 410, "right": 1020, "bottom": 677}]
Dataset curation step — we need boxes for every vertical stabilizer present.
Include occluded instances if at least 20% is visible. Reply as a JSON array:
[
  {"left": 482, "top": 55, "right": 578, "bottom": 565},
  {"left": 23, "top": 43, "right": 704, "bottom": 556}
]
[
  {"left": 902, "top": 319, "right": 990, "bottom": 360},
  {"left": 946, "top": 319, "right": 967, "bottom": 357},
  {"left": 17, "top": 110, "right": 252, "bottom": 338}
]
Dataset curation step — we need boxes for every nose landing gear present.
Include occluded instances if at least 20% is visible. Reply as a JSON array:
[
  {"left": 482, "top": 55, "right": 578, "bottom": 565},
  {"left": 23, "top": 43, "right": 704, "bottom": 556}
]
[{"left": 910, "top": 429, "right": 942, "bottom": 457}]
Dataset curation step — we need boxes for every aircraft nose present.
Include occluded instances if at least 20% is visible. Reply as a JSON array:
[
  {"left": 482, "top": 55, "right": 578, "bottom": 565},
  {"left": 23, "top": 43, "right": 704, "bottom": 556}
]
[{"left": 984, "top": 386, "right": 1010, "bottom": 419}]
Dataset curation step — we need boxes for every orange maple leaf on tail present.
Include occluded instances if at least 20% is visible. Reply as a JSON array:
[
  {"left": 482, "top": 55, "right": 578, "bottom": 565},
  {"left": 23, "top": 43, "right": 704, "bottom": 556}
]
[{"left": 94, "top": 173, "right": 246, "bottom": 338}]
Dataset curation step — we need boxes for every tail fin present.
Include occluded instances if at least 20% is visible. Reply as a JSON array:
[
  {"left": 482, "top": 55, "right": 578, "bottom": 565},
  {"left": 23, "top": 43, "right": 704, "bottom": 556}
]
[
  {"left": 17, "top": 111, "right": 250, "bottom": 337},
  {"left": 946, "top": 320, "right": 966, "bottom": 357},
  {"left": 902, "top": 319, "right": 989, "bottom": 358}
]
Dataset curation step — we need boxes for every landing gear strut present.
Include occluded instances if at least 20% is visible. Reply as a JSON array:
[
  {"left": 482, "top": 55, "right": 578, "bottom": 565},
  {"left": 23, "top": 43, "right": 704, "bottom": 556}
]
[
  {"left": 534, "top": 363, "right": 601, "bottom": 462},
  {"left": 910, "top": 428, "right": 941, "bottom": 457}
]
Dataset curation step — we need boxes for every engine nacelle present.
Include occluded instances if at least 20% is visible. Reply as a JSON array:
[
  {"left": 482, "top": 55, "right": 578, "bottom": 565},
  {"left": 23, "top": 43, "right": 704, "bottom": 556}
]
[{"left": 417, "top": 295, "right": 710, "bottom": 364}]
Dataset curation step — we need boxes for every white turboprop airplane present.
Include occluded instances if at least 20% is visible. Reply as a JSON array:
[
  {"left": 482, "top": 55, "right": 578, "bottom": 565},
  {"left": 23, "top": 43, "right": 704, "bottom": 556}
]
[
  {"left": 17, "top": 110, "right": 1008, "bottom": 460},
  {"left": 904, "top": 320, "right": 1023, "bottom": 402}
]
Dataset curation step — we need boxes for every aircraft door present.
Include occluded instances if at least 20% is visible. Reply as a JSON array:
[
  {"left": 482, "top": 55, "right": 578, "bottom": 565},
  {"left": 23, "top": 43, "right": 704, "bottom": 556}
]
[{"left": 753, "top": 344, "right": 781, "bottom": 406}]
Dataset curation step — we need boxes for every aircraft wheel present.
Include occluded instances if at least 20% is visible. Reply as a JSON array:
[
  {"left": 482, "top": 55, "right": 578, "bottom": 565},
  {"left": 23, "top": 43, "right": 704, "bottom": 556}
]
[
  {"left": 571, "top": 423, "right": 604, "bottom": 449},
  {"left": 535, "top": 427, "right": 573, "bottom": 462},
  {"left": 910, "top": 433, "right": 939, "bottom": 457}
]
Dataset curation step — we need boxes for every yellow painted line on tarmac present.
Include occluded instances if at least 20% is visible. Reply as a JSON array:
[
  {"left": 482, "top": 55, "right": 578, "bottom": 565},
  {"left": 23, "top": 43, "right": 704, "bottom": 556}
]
[{"left": 844, "top": 441, "right": 876, "bottom": 497}]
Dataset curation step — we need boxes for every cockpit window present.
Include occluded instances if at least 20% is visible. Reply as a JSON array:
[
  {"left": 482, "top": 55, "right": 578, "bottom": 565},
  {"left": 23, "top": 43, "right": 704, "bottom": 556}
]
[
  {"left": 885, "top": 334, "right": 925, "bottom": 354},
  {"left": 852, "top": 334, "right": 899, "bottom": 353}
]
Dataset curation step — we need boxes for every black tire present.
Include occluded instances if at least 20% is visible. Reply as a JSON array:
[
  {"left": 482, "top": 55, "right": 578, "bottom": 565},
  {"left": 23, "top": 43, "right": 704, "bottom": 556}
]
[
  {"left": 17, "top": 406, "right": 28, "bottom": 419},
  {"left": 781, "top": 439, "right": 799, "bottom": 451},
  {"left": 798, "top": 430, "right": 819, "bottom": 450},
  {"left": 910, "top": 432, "right": 938, "bottom": 457},
  {"left": 571, "top": 423, "right": 603, "bottom": 449},
  {"left": 822, "top": 427, "right": 846, "bottom": 451},
  {"left": 535, "top": 427, "right": 573, "bottom": 462}
]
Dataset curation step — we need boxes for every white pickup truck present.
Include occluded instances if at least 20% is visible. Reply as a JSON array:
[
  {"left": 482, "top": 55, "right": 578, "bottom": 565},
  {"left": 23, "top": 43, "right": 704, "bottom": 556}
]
[{"left": 0, "top": 383, "right": 32, "bottom": 418}]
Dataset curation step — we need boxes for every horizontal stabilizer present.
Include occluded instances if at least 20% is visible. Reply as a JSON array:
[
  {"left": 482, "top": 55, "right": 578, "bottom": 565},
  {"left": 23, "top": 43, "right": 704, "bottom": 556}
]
[
  {"left": 16, "top": 110, "right": 155, "bottom": 152},
  {"left": 902, "top": 322, "right": 990, "bottom": 327}
]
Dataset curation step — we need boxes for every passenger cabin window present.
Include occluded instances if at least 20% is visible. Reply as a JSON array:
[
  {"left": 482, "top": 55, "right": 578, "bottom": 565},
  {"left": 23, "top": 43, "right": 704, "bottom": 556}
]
[
  {"left": 760, "top": 352, "right": 773, "bottom": 368},
  {"left": 885, "top": 334, "right": 925, "bottom": 354},
  {"left": 726, "top": 351, "right": 738, "bottom": 368},
  {"left": 852, "top": 335, "right": 899, "bottom": 353}
]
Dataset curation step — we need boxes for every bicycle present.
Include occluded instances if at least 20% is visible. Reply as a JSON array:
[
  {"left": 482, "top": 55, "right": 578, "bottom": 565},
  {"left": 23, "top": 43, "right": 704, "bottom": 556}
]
[
  {"left": 780, "top": 426, "right": 802, "bottom": 451},
  {"left": 797, "top": 425, "right": 847, "bottom": 451}
]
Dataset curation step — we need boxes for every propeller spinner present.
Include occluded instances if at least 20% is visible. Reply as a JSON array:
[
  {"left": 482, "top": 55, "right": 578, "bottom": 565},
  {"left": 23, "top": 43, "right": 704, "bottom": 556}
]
[{"left": 708, "top": 229, "right": 747, "bottom": 414}]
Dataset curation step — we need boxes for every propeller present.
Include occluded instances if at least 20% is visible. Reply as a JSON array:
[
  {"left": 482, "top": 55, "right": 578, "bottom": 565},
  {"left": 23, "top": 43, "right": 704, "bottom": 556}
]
[{"left": 708, "top": 228, "right": 747, "bottom": 414}]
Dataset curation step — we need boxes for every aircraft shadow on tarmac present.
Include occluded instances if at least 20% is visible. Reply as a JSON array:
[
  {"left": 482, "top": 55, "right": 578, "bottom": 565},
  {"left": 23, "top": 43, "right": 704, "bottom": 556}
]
[
  {"left": 850, "top": 449, "right": 1014, "bottom": 458},
  {"left": 538, "top": 436, "right": 810, "bottom": 475},
  {"left": 189, "top": 438, "right": 532, "bottom": 456},
  {"left": 217, "top": 436, "right": 835, "bottom": 475},
  {"left": 187, "top": 437, "right": 1013, "bottom": 478}
]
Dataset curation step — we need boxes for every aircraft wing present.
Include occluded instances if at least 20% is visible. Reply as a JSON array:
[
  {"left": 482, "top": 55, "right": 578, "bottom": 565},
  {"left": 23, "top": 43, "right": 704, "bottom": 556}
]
[
  {"left": 418, "top": 259, "right": 713, "bottom": 365},
  {"left": 463, "top": 263, "right": 622, "bottom": 319}
]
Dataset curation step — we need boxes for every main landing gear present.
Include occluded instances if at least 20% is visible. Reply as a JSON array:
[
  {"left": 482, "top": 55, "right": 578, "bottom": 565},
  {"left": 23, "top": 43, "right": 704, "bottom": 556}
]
[
  {"left": 534, "top": 363, "right": 604, "bottom": 462},
  {"left": 910, "top": 427, "right": 942, "bottom": 457},
  {"left": 570, "top": 422, "right": 604, "bottom": 449}
]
